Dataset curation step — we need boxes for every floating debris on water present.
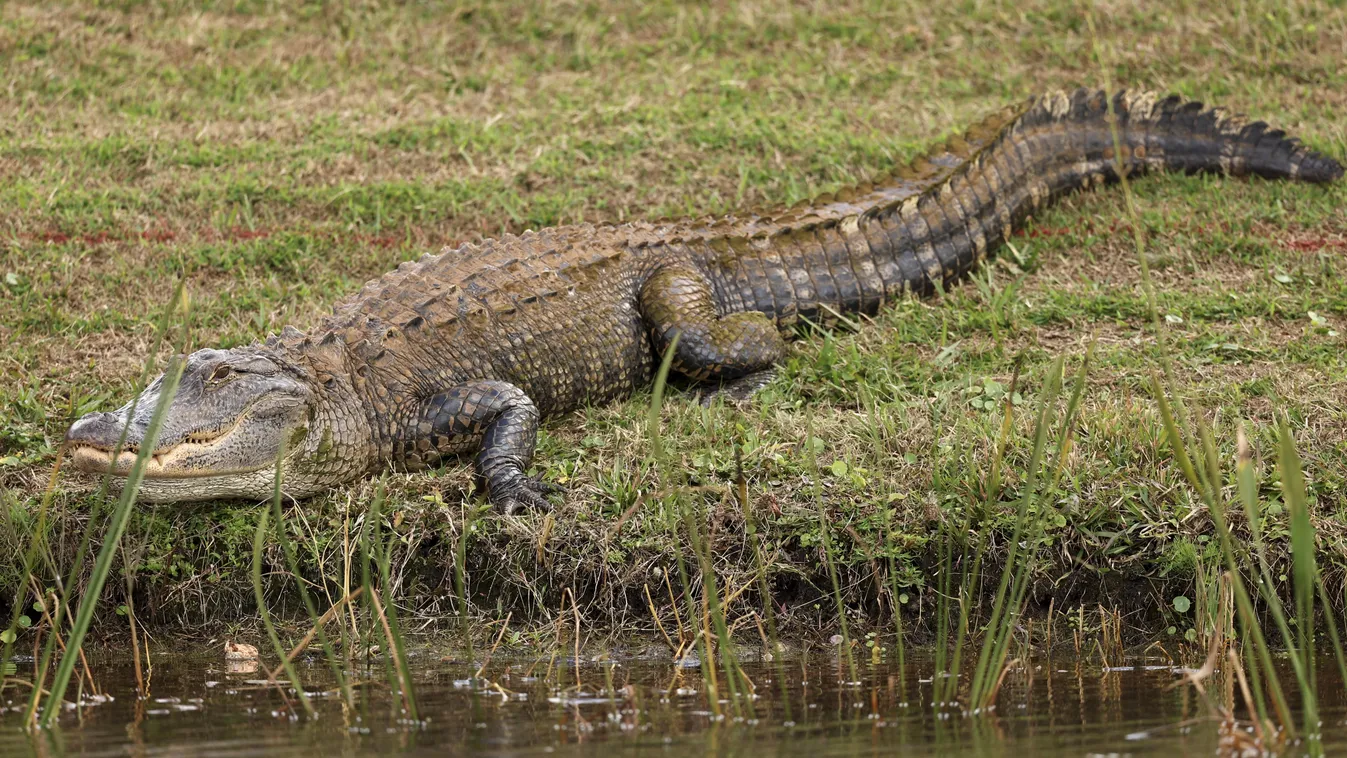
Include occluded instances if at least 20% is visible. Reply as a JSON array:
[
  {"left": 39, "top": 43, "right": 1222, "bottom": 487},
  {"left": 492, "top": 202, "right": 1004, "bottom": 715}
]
[
  {"left": 223, "top": 640, "right": 259, "bottom": 661},
  {"left": 546, "top": 694, "right": 617, "bottom": 706}
]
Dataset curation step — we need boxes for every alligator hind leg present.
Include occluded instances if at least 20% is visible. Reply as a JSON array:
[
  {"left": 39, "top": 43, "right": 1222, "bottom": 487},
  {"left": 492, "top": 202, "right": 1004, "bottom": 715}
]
[
  {"left": 401, "top": 380, "right": 559, "bottom": 515},
  {"left": 639, "top": 265, "right": 786, "bottom": 383}
]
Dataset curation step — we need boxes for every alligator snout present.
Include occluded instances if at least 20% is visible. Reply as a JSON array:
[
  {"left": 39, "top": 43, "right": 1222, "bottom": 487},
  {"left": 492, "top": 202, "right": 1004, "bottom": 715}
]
[
  {"left": 65, "top": 410, "right": 144, "bottom": 475},
  {"left": 66, "top": 411, "right": 135, "bottom": 452}
]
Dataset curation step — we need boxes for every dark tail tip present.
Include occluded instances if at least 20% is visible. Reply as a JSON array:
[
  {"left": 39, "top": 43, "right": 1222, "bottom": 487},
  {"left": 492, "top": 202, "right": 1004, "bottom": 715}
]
[
  {"left": 1235, "top": 119, "right": 1344, "bottom": 183},
  {"left": 1301, "top": 152, "right": 1345, "bottom": 183}
]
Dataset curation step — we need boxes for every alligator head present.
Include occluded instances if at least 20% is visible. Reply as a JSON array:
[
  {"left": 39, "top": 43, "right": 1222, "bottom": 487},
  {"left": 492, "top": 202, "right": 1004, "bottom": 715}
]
[{"left": 64, "top": 341, "right": 372, "bottom": 502}]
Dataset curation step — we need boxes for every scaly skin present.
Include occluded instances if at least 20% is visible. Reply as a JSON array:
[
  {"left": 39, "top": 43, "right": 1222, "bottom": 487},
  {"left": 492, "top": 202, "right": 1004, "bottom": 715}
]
[{"left": 65, "top": 89, "right": 1344, "bottom": 512}]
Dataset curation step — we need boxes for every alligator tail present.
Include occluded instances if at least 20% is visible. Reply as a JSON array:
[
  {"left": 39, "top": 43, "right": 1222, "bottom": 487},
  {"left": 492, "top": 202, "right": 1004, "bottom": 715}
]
[
  {"left": 875, "top": 88, "right": 1343, "bottom": 297},
  {"left": 1095, "top": 90, "right": 1342, "bottom": 182}
]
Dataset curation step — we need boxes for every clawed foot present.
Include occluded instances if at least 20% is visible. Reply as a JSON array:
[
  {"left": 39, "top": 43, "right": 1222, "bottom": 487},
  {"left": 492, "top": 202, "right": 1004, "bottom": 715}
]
[
  {"left": 698, "top": 369, "right": 778, "bottom": 407},
  {"left": 489, "top": 475, "right": 564, "bottom": 515}
]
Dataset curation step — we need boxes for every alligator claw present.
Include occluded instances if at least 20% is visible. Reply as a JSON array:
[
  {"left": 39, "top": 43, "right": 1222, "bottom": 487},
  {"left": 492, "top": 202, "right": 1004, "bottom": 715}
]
[
  {"left": 522, "top": 478, "right": 565, "bottom": 495},
  {"left": 490, "top": 476, "right": 561, "bottom": 515}
]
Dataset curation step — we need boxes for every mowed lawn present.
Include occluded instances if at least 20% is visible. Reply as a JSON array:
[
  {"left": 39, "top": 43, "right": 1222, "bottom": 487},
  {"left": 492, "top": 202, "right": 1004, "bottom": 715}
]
[{"left": 1, "top": 0, "right": 1345, "bottom": 637}]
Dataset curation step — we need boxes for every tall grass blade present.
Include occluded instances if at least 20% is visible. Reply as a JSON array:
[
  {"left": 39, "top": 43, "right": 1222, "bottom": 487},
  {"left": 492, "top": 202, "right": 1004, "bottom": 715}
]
[
  {"left": 5, "top": 282, "right": 185, "bottom": 710},
  {"left": 253, "top": 508, "right": 316, "bottom": 718},
  {"left": 735, "top": 445, "right": 793, "bottom": 719},
  {"left": 860, "top": 387, "right": 905, "bottom": 683},
  {"left": 377, "top": 526, "right": 419, "bottom": 721},
  {"left": 359, "top": 481, "right": 400, "bottom": 710},
  {"left": 645, "top": 335, "right": 724, "bottom": 714},
  {"left": 1165, "top": 405, "right": 1294, "bottom": 734},
  {"left": 647, "top": 331, "right": 679, "bottom": 465},
  {"left": 969, "top": 356, "right": 1065, "bottom": 708},
  {"left": 804, "top": 413, "right": 857, "bottom": 684},
  {"left": 455, "top": 502, "right": 476, "bottom": 665},
  {"left": 680, "top": 493, "right": 745, "bottom": 715},
  {"left": 270, "top": 457, "right": 354, "bottom": 708},
  {"left": 37, "top": 353, "right": 187, "bottom": 727},
  {"left": 363, "top": 482, "right": 418, "bottom": 721},
  {"left": 1279, "top": 421, "right": 1320, "bottom": 740},
  {"left": 936, "top": 361, "right": 1023, "bottom": 707}
]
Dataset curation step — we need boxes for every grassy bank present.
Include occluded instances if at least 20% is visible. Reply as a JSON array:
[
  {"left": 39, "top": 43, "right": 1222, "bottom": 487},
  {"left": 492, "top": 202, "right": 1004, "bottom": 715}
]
[{"left": 1, "top": 0, "right": 1346, "bottom": 643}]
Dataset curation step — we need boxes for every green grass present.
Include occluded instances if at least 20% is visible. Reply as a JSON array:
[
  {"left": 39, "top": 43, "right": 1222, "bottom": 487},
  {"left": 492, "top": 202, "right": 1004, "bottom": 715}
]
[{"left": 1, "top": 0, "right": 1346, "bottom": 643}]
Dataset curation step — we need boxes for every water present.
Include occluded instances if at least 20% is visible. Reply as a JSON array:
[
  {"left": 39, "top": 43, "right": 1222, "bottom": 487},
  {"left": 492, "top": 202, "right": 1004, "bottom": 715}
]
[{"left": 4, "top": 646, "right": 1346, "bottom": 756}]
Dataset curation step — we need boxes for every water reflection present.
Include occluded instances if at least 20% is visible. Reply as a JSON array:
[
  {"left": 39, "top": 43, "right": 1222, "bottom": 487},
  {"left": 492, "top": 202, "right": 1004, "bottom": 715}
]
[{"left": 3, "top": 647, "right": 1344, "bottom": 756}]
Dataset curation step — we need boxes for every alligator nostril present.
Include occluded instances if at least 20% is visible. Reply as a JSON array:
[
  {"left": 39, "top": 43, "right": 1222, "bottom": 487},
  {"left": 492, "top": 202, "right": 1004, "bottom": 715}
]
[{"left": 66, "top": 411, "right": 130, "bottom": 446}]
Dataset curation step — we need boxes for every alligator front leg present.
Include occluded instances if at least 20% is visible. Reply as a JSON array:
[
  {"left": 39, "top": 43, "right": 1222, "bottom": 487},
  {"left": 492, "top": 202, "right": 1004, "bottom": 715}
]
[
  {"left": 398, "top": 380, "right": 559, "bottom": 514},
  {"left": 639, "top": 265, "right": 786, "bottom": 385}
]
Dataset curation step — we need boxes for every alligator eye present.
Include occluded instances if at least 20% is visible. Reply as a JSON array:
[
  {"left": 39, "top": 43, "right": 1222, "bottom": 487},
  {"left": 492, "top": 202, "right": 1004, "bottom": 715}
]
[{"left": 208, "top": 365, "right": 234, "bottom": 383}]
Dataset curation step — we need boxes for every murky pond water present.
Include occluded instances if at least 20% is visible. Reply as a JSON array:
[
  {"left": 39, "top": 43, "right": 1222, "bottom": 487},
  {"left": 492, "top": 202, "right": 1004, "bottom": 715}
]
[{"left": 4, "top": 647, "right": 1346, "bottom": 756}]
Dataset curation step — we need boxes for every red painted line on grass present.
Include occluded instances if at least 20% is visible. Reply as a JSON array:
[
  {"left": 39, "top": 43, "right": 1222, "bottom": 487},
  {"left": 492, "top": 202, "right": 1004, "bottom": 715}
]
[
  {"left": 1282, "top": 238, "right": 1346, "bottom": 252},
  {"left": 25, "top": 225, "right": 420, "bottom": 250}
]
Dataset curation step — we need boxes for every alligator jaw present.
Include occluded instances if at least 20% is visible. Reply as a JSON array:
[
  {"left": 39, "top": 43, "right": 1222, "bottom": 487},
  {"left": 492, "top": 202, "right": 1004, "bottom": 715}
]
[
  {"left": 67, "top": 444, "right": 144, "bottom": 477},
  {"left": 65, "top": 401, "right": 270, "bottom": 480},
  {"left": 66, "top": 441, "right": 268, "bottom": 480},
  {"left": 64, "top": 443, "right": 287, "bottom": 502}
]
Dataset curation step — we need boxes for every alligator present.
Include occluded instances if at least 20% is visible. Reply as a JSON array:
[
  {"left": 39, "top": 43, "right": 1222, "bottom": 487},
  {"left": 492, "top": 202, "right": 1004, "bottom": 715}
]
[{"left": 65, "top": 89, "right": 1344, "bottom": 512}]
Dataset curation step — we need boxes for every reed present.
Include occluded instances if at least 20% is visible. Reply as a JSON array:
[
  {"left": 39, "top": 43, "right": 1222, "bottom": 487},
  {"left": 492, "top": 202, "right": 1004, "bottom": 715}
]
[
  {"left": 930, "top": 353, "right": 1084, "bottom": 711},
  {"left": 37, "top": 352, "right": 185, "bottom": 728},
  {"left": 3, "top": 282, "right": 185, "bottom": 718},
  {"left": 22, "top": 283, "right": 186, "bottom": 726},
  {"left": 734, "top": 444, "right": 794, "bottom": 720},
  {"left": 1155, "top": 377, "right": 1347, "bottom": 752},
  {"left": 269, "top": 461, "right": 354, "bottom": 708},
  {"left": 859, "top": 386, "right": 905, "bottom": 682},
  {"left": 970, "top": 354, "right": 1088, "bottom": 709},
  {"left": 361, "top": 482, "right": 419, "bottom": 722},
  {"left": 248, "top": 469, "right": 419, "bottom": 722},
  {"left": 454, "top": 500, "right": 476, "bottom": 666},
  {"left": 804, "top": 413, "right": 857, "bottom": 685},
  {"left": 1082, "top": 14, "right": 1345, "bottom": 748},
  {"left": 679, "top": 488, "right": 748, "bottom": 715},
  {"left": 648, "top": 340, "right": 720, "bottom": 714},
  {"left": 646, "top": 337, "right": 757, "bottom": 717},
  {"left": 655, "top": 354, "right": 719, "bottom": 713},
  {"left": 253, "top": 505, "right": 316, "bottom": 718}
]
